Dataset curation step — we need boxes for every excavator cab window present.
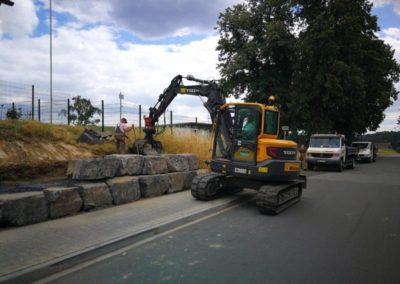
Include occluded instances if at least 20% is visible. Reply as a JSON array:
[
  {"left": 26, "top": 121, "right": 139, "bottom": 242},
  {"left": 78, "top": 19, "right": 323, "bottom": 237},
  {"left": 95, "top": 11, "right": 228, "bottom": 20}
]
[
  {"left": 213, "top": 107, "right": 234, "bottom": 159},
  {"left": 264, "top": 110, "right": 279, "bottom": 135}
]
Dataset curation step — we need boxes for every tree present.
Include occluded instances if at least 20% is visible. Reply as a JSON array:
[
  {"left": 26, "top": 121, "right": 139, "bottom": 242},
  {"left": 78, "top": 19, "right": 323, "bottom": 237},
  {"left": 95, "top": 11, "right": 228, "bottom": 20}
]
[
  {"left": 216, "top": 0, "right": 297, "bottom": 126},
  {"left": 6, "top": 103, "right": 22, "bottom": 119},
  {"left": 216, "top": 0, "right": 400, "bottom": 139},
  {"left": 60, "top": 96, "right": 101, "bottom": 126}
]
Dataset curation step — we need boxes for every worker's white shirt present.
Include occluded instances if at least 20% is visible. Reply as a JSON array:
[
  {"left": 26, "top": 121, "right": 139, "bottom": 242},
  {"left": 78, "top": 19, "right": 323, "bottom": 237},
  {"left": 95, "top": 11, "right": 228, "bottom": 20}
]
[{"left": 117, "top": 122, "right": 129, "bottom": 133}]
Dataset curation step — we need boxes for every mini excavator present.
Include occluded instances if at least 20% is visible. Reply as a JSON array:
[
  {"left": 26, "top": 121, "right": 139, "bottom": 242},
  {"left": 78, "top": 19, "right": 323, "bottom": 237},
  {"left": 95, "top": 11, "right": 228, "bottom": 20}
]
[{"left": 131, "top": 75, "right": 306, "bottom": 214}]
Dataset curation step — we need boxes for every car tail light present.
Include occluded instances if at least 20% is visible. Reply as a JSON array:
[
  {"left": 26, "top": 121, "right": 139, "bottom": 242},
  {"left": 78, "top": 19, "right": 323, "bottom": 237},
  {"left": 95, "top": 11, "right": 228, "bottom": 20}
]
[{"left": 267, "top": 147, "right": 278, "bottom": 158}]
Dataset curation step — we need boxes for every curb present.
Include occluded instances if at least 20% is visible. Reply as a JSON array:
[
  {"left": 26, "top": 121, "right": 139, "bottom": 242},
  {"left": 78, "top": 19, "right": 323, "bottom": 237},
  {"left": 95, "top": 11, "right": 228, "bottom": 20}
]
[{"left": 0, "top": 192, "right": 254, "bottom": 284}]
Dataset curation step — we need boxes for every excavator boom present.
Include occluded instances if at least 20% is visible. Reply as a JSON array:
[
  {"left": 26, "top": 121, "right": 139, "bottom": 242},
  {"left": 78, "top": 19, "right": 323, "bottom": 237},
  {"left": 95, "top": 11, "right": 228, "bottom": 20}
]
[{"left": 130, "top": 75, "right": 226, "bottom": 155}]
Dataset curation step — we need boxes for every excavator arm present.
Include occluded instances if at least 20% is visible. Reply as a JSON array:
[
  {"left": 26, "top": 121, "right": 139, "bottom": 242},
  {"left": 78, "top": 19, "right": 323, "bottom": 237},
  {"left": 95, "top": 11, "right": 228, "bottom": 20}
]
[{"left": 131, "top": 75, "right": 226, "bottom": 155}]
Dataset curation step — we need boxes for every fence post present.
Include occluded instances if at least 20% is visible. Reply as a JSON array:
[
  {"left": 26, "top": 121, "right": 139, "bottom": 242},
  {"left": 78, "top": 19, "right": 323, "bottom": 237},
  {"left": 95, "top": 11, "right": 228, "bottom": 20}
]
[
  {"left": 170, "top": 110, "right": 173, "bottom": 134},
  {"left": 67, "top": 98, "right": 71, "bottom": 125},
  {"left": 38, "top": 99, "right": 41, "bottom": 121},
  {"left": 31, "top": 85, "right": 34, "bottom": 120},
  {"left": 195, "top": 117, "right": 198, "bottom": 128},
  {"left": 101, "top": 100, "right": 104, "bottom": 132},
  {"left": 139, "top": 104, "right": 142, "bottom": 131}
]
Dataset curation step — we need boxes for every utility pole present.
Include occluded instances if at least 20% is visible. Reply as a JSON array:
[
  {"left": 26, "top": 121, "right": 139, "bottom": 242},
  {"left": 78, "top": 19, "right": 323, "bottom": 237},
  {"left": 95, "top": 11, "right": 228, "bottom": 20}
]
[
  {"left": 119, "top": 92, "right": 124, "bottom": 120},
  {"left": 49, "top": 0, "right": 53, "bottom": 124}
]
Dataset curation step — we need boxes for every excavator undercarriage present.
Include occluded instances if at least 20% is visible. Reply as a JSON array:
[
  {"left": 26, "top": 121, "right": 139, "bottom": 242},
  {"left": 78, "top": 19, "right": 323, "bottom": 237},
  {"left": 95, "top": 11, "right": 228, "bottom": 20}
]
[{"left": 191, "top": 172, "right": 306, "bottom": 215}]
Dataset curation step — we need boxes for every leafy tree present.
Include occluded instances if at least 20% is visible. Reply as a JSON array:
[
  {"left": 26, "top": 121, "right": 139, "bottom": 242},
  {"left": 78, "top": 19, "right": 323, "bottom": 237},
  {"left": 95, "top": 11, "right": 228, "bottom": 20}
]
[
  {"left": 6, "top": 104, "right": 22, "bottom": 119},
  {"left": 216, "top": 0, "right": 400, "bottom": 139},
  {"left": 60, "top": 96, "right": 101, "bottom": 126},
  {"left": 216, "top": 0, "right": 297, "bottom": 126}
]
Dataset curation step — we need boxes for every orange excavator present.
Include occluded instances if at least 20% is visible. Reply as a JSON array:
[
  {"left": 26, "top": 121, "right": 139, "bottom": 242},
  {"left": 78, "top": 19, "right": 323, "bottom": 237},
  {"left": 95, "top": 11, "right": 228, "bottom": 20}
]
[{"left": 132, "top": 75, "right": 306, "bottom": 214}]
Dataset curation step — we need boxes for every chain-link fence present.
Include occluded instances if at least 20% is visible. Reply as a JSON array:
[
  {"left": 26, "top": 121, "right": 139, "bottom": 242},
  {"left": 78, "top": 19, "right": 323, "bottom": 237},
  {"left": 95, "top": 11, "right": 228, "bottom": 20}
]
[{"left": 0, "top": 80, "right": 211, "bottom": 130}]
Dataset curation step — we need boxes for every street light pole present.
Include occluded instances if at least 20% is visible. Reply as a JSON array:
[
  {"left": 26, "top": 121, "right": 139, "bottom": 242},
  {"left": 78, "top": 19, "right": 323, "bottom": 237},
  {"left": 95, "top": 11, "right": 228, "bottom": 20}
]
[
  {"left": 49, "top": 0, "right": 53, "bottom": 124},
  {"left": 119, "top": 92, "right": 124, "bottom": 120}
]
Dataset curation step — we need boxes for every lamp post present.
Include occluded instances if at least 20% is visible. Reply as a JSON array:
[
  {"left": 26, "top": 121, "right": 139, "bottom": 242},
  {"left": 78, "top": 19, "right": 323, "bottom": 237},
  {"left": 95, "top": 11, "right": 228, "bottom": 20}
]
[
  {"left": 49, "top": 0, "right": 53, "bottom": 124},
  {"left": 119, "top": 92, "right": 124, "bottom": 120}
]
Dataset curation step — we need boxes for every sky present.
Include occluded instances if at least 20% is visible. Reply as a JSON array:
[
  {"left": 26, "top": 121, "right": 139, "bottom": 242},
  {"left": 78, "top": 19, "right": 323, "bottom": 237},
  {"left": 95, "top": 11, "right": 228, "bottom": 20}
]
[{"left": 0, "top": 0, "right": 399, "bottom": 130}]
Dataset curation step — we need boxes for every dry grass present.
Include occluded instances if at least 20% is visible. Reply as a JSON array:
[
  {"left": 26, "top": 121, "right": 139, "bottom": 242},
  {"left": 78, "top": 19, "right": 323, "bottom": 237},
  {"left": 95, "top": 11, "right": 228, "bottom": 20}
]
[
  {"left": 0, "top": 120, "right": 214, "bottom": 167},
  {"left": 157, "top": 128, "right": 213, "bottom": 167},
  {"left": 0, "top": 119, "right": 84, "bottom": 143}
]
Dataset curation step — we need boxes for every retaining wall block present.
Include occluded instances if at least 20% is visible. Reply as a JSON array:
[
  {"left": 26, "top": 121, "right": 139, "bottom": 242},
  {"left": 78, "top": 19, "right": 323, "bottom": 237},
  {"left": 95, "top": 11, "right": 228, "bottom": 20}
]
[
  {"left": 163, "top": 154, "right": 190, "bottom": 172},
  {"left": 0, "top": 192, "right": 48, "bottom": 226},
  {"left": 106, "top": 176, "right": 141, "bottom": 205},
  {"left": 168, "top": 172, "right": 186, "bottom": 193},
  {"left": 139, "top": 174, "right": 170, "bottom": 198},
  {"left": 142, "top": 156, "right": 169, "bottom": 175},
  {"left": 44, "top": 187, "right": 83, "bottom": 219},
  {"left": 69, "top": 157, "right": 120, "bottom": 180},
  {"left": 183, "top": 170, "right": 200, "bottom": 190},
  {"left": 76, "top": 182, "right": 113, "bottom": 211},
  {"left": 177, "top": 154, "right": 199, "bottom": 170},
  {"left": 106, "top": 154, "right": 144, "bottom": 176}
]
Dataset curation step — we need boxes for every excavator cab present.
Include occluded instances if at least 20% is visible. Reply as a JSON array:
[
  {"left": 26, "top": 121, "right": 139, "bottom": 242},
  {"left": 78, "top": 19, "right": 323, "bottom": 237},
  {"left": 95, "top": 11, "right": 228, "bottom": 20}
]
[{"left": 210, "top": 102, "right": 301, "bottom": 182}]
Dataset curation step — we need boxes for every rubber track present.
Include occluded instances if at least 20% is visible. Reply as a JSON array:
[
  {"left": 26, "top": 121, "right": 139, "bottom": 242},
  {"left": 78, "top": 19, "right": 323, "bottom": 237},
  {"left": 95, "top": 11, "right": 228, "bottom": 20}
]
[
  {"left": 256, "top": 181, "right": 302, "bottom": 215},
  {"left": 191, "top": 172, "right": 224, "bottom": 201}
]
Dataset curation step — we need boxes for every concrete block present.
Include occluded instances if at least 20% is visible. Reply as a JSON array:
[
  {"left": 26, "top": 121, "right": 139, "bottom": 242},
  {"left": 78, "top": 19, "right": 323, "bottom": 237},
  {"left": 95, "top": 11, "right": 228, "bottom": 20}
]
[
  {"left": 106, "top": 176, "right": 141, "bottom": 205},
  {"left": 44, "top": 187, "right": 83, "bottom": 219},
  {"left": 142, "top": 156, "right": 168, "bottom": 175},
  {"left": 168, "top": 172, "right": 186, "bottom": 193},
  {"left": 163, "top": 154, "right": 190, "bottom": 172},
  {"left": 183, "top": 171, "right": 199, "bottom": 190},
  {"left": 70, "top": 157, "right": 120, "bottom": 180},
  {"left": 0, "top": 192, "right": 48, "bottom": 226},
  {"left": 139, "top": 174, "right": 170, "bottom": 198},
  {"left": 178, "top": 154, "right": 199, "bottom": 170},
  {"left": 106, "top": 154, "right": 143, "bottom": 176},
  {"left": 76, "top": 182, "right": 113, "bottom": 211}
]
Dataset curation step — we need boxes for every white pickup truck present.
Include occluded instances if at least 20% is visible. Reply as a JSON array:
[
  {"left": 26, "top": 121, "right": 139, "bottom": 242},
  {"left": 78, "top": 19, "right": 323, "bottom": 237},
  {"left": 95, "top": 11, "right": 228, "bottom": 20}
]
[
  {"left": 306, "top": 134, "right": 358, "bottom": 172},
  {"left": 351, "top": 141, "right": 377, "bottom": 163}
]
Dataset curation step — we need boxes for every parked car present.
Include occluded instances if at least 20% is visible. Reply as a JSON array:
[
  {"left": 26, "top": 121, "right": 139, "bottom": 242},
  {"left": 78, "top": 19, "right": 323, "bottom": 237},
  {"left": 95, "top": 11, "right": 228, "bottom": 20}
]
[{"left": 351, "top": 141, "right": 377, "bottom": 163}]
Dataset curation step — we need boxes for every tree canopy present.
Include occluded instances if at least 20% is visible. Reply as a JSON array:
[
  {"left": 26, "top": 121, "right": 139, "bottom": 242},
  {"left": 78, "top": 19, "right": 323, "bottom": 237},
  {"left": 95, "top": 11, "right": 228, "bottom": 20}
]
[
  {"left": 60, "top": 96, "right": 101, "bottom": 126},
  {"left": 216, "top": 0, "right": 400, "bottom": 138}
]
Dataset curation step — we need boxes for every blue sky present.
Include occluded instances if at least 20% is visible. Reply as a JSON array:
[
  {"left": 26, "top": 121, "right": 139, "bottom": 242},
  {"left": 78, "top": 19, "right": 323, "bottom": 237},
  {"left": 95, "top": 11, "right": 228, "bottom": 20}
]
[{"left": 0, "top": 0, "right": 399, "bottom": 130}]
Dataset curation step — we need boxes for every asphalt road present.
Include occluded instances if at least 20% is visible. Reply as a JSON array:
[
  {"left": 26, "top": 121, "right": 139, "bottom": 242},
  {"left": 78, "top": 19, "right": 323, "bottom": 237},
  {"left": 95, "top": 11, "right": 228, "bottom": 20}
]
[{"left": 45, "top": 156, "right": 400, "bottom": 284}]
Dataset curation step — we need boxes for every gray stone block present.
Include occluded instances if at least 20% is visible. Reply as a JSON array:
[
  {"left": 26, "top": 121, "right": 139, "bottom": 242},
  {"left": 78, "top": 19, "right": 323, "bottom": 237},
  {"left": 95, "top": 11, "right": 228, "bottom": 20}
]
[
  {"left": 76, "top": 182, "right": 113, "bottom": 210},
  {"left": 139, "top": 174, "right": 170, "bottom": 198},
  {"left": 44, "top": 187, "right": 83, "bottom": 219},
  {"left": 163, "top": 154, "right": 190, "bottom": 172},
  {"left": 66, "top": 160, "right": 79, "bottom": 177},
  {"left": 142, "top": 156, "right": 168, "bottom": 175},
  {"left": 177, "top": 154, "right": 199, "bottom": 170},
  {"left": 106, "top": 154, "right": 143, "bottom": 176},
  {"left": 168, "top": 172, "right": 186, "bottom": 193},
  {"left": 0, "top": 192, "right": 48, "bottom": 226},
  {"left": 183, "top": 170, "right": 199, "bottom": 189},
  {"left": 70, "top": 157, "right": 120, "bottom": 180},
  {"left": 106, "top": 176, "right": 141, "bottom": 205}
]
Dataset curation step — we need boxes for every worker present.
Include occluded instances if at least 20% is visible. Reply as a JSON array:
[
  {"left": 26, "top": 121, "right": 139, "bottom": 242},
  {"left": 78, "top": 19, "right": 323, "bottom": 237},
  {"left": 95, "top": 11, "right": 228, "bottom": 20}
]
[
  {"left": 242, "top": 112, "right": 257, "bottom": 140},
  {"left": 115, "top": 118, "right": 134, "bottom": 154},
  {"left": 267, "top": 95, "right": 276, "bottom": 106}
]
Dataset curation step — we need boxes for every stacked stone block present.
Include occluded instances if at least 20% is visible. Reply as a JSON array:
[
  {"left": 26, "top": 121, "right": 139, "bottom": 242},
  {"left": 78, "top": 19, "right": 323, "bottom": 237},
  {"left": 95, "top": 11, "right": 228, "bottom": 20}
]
[{"left": 0, "top": 153, "right": 207, "bottom": 227}]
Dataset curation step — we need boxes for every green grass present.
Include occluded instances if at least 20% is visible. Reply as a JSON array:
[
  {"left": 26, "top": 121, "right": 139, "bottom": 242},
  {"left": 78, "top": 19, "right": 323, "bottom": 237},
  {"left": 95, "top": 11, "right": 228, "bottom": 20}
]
[{"left": 377, "top": 148, "right": 399, "bottom": 155}]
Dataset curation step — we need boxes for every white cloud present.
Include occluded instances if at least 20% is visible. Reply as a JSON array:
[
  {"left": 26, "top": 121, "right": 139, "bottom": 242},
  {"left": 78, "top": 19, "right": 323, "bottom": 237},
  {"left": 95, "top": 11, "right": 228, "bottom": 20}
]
[
  {"left": 371, "top": 0, "right": 400, "bottom": 14},
  {"left": 40, "top": 0, "right": 239, "bottom": 39},
  {"left": 0, "top": 0, "right": 38, "bottom": 38},
  {"left": 0, "top": 22, "right": 220, "bottom": 122}
]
